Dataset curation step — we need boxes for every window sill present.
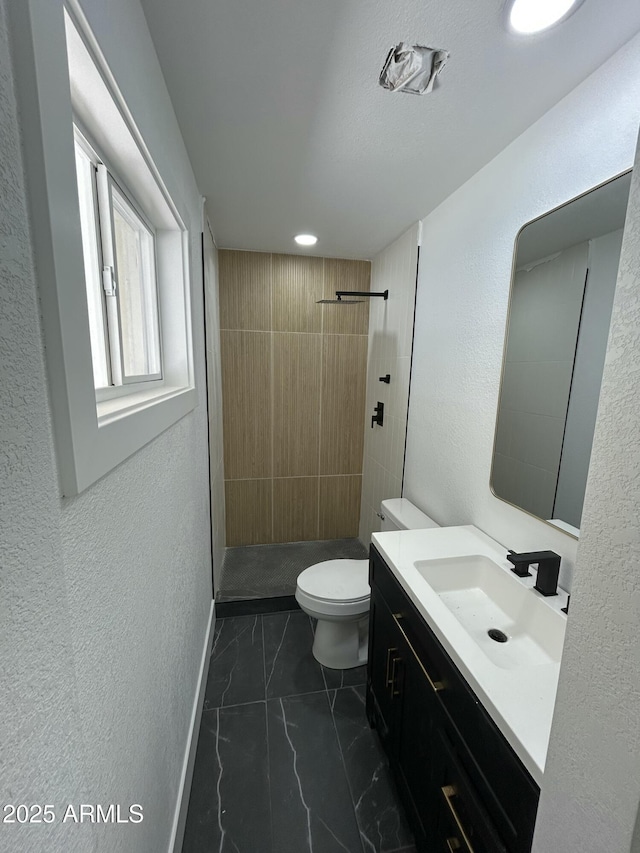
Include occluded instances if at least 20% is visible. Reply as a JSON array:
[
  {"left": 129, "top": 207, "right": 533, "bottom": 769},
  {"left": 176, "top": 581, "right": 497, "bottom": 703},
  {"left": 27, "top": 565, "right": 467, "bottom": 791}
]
[
  {"left": 59, "top": 383, "right": 198, "bottom": 495},
  {"left": 97, "top": 384, "right": 191, "bottom": 426}
]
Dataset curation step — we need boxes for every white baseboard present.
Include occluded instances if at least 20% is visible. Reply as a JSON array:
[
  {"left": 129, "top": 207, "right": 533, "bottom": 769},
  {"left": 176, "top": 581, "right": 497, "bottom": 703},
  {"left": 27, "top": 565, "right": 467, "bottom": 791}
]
[{"left": 168, "top": 599, "right": 215, "bottom": 853}]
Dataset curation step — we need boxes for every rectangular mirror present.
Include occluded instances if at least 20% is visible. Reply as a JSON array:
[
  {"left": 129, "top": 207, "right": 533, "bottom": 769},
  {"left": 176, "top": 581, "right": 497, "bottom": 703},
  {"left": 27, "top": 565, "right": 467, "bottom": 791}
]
[{"left": 491, "top": 171, "right": 632, "bottom": 537}]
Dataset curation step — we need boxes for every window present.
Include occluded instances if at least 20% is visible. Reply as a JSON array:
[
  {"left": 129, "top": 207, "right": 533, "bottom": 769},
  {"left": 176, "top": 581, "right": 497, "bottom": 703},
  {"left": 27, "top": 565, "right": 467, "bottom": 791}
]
[
  {"left": 74, "top": 128, "right": 162, "bottom": 389},
  {"left": 11, "top": 0, "right": 198, "bottom": 495}
]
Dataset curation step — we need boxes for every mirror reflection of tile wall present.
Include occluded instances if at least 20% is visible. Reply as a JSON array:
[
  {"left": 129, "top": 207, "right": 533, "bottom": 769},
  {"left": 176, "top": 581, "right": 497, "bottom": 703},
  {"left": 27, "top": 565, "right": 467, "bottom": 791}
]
[{"left": 218, "top": 250, "right": 371, "bottom": 546}]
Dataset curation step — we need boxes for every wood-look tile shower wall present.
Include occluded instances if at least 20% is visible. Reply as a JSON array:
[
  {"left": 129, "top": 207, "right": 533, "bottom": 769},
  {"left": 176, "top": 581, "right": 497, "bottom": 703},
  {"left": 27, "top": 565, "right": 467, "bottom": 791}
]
[{"left": 219, "top": 250, "right": 371, "bottom": 546}]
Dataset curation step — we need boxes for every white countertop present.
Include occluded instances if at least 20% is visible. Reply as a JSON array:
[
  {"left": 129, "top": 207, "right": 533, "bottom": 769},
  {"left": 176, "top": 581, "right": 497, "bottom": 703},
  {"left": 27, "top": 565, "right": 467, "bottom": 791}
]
[{"left": 371, "top": 525, "right": 569, "bottom": 785}]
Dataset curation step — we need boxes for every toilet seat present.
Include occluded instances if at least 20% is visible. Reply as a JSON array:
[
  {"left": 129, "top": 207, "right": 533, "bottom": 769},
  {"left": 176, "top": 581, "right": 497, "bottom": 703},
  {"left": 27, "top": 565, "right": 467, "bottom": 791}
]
[{"left": 296, "top": 559, "right": 370, "bottom": 617}]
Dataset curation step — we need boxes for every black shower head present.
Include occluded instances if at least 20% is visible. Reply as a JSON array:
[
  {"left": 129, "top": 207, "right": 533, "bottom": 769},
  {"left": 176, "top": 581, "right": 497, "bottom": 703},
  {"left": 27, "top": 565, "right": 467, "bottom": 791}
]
[
  {"left": 316, "top": 290, "right": 389, "bottom": 304},
  {"left": 316, "top": 298, "right": 364, "bottom": 304}
]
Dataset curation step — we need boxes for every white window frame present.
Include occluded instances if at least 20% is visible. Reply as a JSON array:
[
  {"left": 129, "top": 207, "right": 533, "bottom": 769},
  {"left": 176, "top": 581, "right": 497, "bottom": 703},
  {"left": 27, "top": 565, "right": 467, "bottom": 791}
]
[
  {"left": 10, "top": 0, "right": 197, "bottom": 496},
  {"left": 74, "top": 124, "right": 164, "bottom": 392},
  {"left": 73, "top": 128, "right": 112, "bottom": 389},
  {"left": 105, "top": 178, "right": 162, "bottom": 385}
]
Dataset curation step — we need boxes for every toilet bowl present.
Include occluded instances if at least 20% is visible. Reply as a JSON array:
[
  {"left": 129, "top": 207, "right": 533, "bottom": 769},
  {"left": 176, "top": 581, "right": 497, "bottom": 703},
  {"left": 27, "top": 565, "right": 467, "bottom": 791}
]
[
  {"left": 295, "top": 498, "right": 439, "bottom": 669},
  {"left": 296, "top": 559, "right": 370, "bottom": 669}
]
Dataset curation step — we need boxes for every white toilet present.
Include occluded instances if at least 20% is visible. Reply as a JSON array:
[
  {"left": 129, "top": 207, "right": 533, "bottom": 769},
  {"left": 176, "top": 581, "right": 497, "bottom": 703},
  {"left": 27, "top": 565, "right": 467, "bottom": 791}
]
[{"left": 295, "top": 498, "right": 439, "bottom": 669}]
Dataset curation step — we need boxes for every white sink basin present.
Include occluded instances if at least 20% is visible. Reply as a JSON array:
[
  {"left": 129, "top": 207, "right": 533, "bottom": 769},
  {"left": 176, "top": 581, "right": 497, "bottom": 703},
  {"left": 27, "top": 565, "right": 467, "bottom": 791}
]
[
  {"left": 371, "top": 525, "right": 570, "bottom": 782},
  {"left": 415, "top": 554, "right": 566, "bottom": 670}
]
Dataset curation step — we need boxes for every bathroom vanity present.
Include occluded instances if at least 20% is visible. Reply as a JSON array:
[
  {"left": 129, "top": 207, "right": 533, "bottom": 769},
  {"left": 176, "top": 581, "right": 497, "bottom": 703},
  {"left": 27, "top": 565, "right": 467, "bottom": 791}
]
[{"left": 366, "top": 526, "right": 568, "bottom": 853}]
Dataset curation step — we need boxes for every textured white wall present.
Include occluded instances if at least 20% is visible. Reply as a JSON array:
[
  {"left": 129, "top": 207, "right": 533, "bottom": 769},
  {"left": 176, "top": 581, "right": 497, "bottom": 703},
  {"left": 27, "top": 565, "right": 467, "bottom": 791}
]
[
  {"left": 0, "top": 5, "right": 92, "bottom": 849},
  {"left": 405, "top": 31, "right": 640, "bottom": 592},
  {"left": 359, "top": 223, "right": 418, "bottom": 546},
  {"left": 0, "top": 1, "right": 213, "bottom": 852},
  {"left": 532, "top": 119, "right": 640, "bottom": 853}
]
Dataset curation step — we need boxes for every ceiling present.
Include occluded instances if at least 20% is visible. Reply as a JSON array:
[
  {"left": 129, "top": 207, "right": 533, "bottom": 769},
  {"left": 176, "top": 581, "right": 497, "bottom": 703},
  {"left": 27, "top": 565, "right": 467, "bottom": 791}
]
[{"left": 140, "top": 0, "right": 640, "bottom": 259}]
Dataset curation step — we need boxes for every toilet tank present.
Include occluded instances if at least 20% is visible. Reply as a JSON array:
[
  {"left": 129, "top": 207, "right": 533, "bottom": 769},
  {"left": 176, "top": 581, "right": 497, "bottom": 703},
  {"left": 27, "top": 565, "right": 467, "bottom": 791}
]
[{"left": 380, "top": 498, "right": 439, "bottom": 531}]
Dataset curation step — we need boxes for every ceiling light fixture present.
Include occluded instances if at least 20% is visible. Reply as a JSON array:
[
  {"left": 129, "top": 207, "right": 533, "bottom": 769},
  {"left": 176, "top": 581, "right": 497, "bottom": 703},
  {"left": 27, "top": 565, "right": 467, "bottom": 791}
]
[
  {"left": 294, "top": 234, "right": 318, "bottom": 246},
  {"left": 508, "top": 0, "right": 582, "bottom": 34}
]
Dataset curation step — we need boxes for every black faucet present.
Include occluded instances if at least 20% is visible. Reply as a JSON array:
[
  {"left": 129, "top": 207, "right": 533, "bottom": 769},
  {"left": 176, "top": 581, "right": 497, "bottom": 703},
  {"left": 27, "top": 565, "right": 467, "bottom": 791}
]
[{"left": 506, "top": 550, "right": 561, "bottom": 597}]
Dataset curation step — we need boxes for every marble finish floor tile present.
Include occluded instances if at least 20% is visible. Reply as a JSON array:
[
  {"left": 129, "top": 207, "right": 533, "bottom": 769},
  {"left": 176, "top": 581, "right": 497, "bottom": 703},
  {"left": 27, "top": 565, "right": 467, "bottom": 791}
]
[
  {"left": 322, "top": 663, "right": 367, "bottom": 691},
  {"left": 332, "top": 685, "right": 415, "bottom": 853},
  {"left": 183, "top": 611, "right": 415, "bottom": 853},
  {"left": 263, "top": 611, "right": 326, "bottom": 699},
  {"left": 268, "top": 691, "right": 363, "bottom": 853},
  {"left": 182, "top": 702, "right": 270, "bottom": 853},
  {"left": 204, "top": 615, "right": 265, "bottom": 709}
]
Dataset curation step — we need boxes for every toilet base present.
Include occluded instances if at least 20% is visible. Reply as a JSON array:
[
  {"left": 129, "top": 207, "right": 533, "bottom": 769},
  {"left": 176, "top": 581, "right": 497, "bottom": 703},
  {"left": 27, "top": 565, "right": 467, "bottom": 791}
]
[{"left": 311, "top": 614, "right": 369, "bottom": 669}]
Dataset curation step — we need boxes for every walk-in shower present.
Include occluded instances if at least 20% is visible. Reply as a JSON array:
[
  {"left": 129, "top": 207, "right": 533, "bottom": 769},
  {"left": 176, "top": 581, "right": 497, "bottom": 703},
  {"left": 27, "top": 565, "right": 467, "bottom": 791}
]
[{"left": 214, "top": 250, "right": 374, "bottom": 603}]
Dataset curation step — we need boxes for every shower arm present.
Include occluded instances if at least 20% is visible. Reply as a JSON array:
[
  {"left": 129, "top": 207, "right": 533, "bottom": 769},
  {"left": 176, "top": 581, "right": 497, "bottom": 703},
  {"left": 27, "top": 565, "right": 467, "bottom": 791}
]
[{"left": 335, "top": 290, "right": 388, "bottom": 301}]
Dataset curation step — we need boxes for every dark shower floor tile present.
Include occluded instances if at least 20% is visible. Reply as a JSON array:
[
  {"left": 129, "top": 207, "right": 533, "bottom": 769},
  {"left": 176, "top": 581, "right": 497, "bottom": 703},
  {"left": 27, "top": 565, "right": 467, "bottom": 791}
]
[
  {"left": 182, "top": 612, "right": 415, "bottom": 853},
  {"left": 217, "top": 537, "right": 368, "bottom": 601}
]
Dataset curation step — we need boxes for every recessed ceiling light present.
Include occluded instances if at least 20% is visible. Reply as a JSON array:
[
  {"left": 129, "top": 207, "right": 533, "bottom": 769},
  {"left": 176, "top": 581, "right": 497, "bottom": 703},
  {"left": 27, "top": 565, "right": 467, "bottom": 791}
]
[
  {"left": 294, "top": 234, "right": 318, "bottom": 246},
  {"left": 508, "top": 0, "right": 582, "bottom": 34}
]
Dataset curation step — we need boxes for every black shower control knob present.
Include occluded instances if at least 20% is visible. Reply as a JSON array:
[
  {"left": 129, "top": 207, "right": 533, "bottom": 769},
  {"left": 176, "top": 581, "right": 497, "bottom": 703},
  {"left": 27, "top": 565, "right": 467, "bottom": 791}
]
[{"left": 371, "top": 401, "right": 384, "bottom": 428}]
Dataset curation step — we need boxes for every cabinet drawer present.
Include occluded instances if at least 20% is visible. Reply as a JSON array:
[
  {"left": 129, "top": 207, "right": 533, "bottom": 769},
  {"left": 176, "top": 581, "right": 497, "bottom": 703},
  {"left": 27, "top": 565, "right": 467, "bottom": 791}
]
[
  {"left": 435, "top": 730, "right": 508, "bottom": 853},
  {"left": 441, "top": 703, "right": 538, "bottom": 853}
]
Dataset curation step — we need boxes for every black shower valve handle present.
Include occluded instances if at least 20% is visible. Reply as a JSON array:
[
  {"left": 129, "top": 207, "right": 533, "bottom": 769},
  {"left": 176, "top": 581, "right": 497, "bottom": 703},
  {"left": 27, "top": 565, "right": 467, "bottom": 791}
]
[{"left": 371, "top": 401, "right": 384, "bottom": 428}]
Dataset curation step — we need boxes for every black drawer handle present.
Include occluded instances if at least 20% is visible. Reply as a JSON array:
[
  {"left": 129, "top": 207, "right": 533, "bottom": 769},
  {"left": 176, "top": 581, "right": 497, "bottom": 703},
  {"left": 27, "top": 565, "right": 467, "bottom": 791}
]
[
  {"left": 385, "top": 646, "right": 398, "bottom": 687},
  {"left": 442, "top": 785, "right": 475, "bottom": 853},
  {"left": 392, "top": 613, "right": 444, "bottom": 694},
  {"left": 389, "top": 655, "right": 401, "bottom": 698}
]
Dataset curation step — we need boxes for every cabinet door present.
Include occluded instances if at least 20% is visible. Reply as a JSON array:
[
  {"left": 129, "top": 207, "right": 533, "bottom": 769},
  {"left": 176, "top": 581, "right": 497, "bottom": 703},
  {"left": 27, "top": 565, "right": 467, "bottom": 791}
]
[
  {"left": 366, "top": 589, "right": 402, "bottom": 752},
  {"left": 394, "top": 629, "right": 442, "bottom": 847}
]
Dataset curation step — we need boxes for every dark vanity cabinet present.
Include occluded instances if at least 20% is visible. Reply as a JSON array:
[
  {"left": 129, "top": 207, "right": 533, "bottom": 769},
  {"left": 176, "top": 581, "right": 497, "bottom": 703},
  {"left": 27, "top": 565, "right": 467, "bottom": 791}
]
[{"left": 366, "top": 545, "right": 540, "bottom": 853}]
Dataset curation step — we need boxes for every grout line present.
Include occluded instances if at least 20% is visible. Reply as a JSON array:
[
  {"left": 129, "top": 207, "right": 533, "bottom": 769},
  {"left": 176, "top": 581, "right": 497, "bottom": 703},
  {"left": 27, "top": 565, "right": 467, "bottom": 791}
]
[
  {"left": 321, "top": 333, "right": 370, "bottom": 338},
  {"left": 224, "top": 474, "right": 364, "bottom": 482},
  {"left": 219, "top": 328, "right": 368, "bottom": 336},
  {"left": 270, "top": 252, "right": 275, "bottom": 544},
  {"left": 326, "top": 679, "right": 368, "bottom": 853},
  {"left": 317, "top": 258, "right": 324, "bottom": 540},
  {"left": 202, "top": 697, "right": 268, "bottom": 714},
  {"left": 261, "top": 613, "right": 268, "bottom": 703},
  {"left": 264, "top": 692, "right": 274, "bottom": 852},
  {"left": 219, "top": 327, "right": 272, "bottom": 334},
  {"left": 260, "top": 614, "right": 267, "bottom": 702},
  {"left": 276, "top": 688, "right": 329, "bottom": 702}
]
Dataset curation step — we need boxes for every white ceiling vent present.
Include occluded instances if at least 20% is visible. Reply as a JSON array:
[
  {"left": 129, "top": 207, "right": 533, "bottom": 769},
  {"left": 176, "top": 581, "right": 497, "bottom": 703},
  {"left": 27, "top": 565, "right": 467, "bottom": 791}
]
[{"left": 379, "top": 42, "right": 449, "bottom": 95}]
